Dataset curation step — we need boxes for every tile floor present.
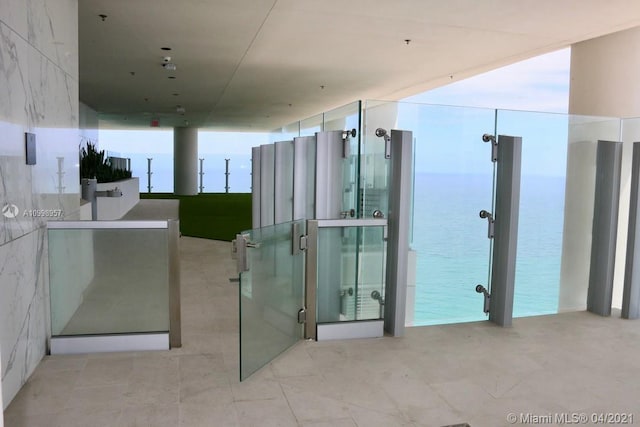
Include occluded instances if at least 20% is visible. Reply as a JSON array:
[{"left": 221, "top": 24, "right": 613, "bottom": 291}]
[{"left": 4, "top": 237, "right": 640, "bottom": 426}]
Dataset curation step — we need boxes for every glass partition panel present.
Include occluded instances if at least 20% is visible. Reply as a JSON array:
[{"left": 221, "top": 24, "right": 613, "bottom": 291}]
[
  {"left": 316, "top": 225, "right": 386, "bottom": 323},
  {"left": 49, "top": 226, "right": 169, "bottom": 336},
  {"left": 300, "top": 113, "right": 323, "bottom": 137},
  {"left": 366, "top": 101, "right": 497, "bottom": 325},
  {"left": 498, "top": 112, "right": 620, "bottom": 317},
  {"left": 270, "top": 122, "right": 300, "bottom": 143},
  {"left": 323, "top": 100, "right": 361, "bottom": 133},
  {"left": 239, "top": 220, "right": 305, "bottom": 381}
]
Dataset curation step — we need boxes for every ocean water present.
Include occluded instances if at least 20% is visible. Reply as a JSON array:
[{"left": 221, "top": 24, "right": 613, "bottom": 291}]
[{"left": 412, "top": 172, "right": 565, "bottom": 325}]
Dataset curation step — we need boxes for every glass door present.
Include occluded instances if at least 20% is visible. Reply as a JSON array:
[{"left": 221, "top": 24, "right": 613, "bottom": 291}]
[{"left": 237, "top": 220, "right": 306, "bottom": 380}]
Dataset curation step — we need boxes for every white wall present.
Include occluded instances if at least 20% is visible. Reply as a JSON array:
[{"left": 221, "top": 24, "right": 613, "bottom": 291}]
[
  {"left": 562, "top": 25, "right": 640, "bottom": 312},
  {"left": 0, "top": 0, "right": 80, "bottom": 408}
]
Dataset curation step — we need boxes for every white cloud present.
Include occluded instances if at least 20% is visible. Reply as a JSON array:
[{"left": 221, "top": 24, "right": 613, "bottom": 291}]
[{"left": 403, "top": 48, "right": 570, "bottom": 113}]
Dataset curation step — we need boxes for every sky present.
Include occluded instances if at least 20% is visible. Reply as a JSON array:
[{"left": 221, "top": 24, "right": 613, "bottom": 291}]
[
  {"left": 100, "top": 47, "right": 571, "bottom": 155},
  {"left": 403, "top": 48, "right": 570, "bottom": 113}
]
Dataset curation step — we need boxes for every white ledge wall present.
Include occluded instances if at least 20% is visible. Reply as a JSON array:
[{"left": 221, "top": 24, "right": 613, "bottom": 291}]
[
  {"left": 0, "top": 0, "right": 80, "bottom": 409},
  {"left": 96, "top": 177, "right": 140, "bottom": 219}
]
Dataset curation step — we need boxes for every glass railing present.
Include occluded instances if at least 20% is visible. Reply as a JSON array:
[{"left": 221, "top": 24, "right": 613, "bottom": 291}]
[
  {"left": 270, "top": 100, "right": 362, "bottom": 143},
  {"left": 48, "top": 220, "right": 180, "bottom": 350},
  {"left": 359, "top": 99, "right": 632, "bottom": 325}
]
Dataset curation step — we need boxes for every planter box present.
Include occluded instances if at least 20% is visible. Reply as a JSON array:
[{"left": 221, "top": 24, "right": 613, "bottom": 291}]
[{"left": 96, "top": 177, "right": 140, "bottom": 220}]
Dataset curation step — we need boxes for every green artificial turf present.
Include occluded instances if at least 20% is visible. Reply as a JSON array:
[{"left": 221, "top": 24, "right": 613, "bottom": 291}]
[{"left": 141, "top": 193, "right": 251, "bottom": 241}]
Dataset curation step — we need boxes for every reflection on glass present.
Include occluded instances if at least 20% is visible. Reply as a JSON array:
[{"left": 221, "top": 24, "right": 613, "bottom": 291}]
[
  {"left": 316, "top": 226, "right": 386, "bottom": 323},
  {"left": 239, "top": 220, "right": 305, "bottom": 381},
  {"left": 49, "top": 228, "right": 169, "bottom": 336}
]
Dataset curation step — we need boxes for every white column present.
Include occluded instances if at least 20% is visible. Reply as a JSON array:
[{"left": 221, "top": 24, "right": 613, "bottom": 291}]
[
  {"left": 173, "top": 127, "right": 198, "bottom": 195},
  {"left": 560, "top": 26, "right": 640, "bottom": 311}
]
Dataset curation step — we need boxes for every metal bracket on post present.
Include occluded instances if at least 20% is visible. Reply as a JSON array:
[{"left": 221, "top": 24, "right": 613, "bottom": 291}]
[
  {"left": 479, "top": 210, "right": 495, "bottom": 239},
  {"left": 482, "top": 134, "right": 498, "bottom": 162},
  {"left": 341, "top": 128, "right": 356, "bottom": 159},
  {"left": 475, "top": 284, "right": 491, "bottom": 314}
]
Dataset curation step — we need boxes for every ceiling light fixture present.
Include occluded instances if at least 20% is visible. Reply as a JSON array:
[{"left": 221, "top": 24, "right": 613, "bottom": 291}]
[
  {"left": 98, "top": 14, "right": 107, "bottom": 21},
  {"left": 162, "top": 63, "right": 177, "bottom": 71},
  {"left": 161, "top": 47, "right": 172, "bottom": 51},
  {"left": 168, "top": 76, "right": 176, "bottom": 79}
]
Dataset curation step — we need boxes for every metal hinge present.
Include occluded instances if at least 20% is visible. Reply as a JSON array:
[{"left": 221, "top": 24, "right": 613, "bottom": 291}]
[
  {"left": 297, "top": 307, "right": 307, "bottom": 324},
  {"left": 292, "top": 222, "right": 307, "bottom": 255}
]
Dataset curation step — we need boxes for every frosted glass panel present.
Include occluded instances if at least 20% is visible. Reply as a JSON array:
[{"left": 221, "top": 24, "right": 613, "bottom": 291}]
[
  {"left": 239, "top": 220, "right": 305, "bottom": 381},
  {"left": 49, "top": 227, "right": 169, "bottom": 336}
]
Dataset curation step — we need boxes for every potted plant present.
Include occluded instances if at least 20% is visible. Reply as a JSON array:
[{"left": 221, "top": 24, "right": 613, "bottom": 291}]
[{"left": 80, "top": 143, "right": 132, "bottom": 183}]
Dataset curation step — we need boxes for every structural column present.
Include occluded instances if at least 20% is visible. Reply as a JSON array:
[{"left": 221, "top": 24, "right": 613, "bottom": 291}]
[
  {"left": 174, "top": 127, "right": 198, "bottom": 195},
  {"left": 560, "top": 26, "right": 640, "bottom": 312}
]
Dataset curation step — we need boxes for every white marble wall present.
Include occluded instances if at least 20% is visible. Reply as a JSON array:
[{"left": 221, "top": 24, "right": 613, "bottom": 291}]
[{"left": 0, "top": 0, "right": 79, "bottom": 409}]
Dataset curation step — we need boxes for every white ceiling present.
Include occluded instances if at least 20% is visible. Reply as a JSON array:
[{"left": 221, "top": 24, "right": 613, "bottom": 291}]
[{"left": 79, "top": 0, "right": 640, "bottom": 131}]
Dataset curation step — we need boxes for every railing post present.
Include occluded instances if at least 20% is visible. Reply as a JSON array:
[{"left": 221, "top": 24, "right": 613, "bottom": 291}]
[
  {"left": 588, "top": 140, "right": 623, "bottom": 316},
  {"left": 225, "top": 158, "right": 230, "bottom": 193},
  {"left": 489, "top": 135, "right": 522, "bottom": 327},
  {"left": 623, "top": 141, "right": 640, "bottom": 319},
  {"left": 198, "top": 158, "right": 205, "bottom": 193},
  {"left": 147, "top": 158, "right": 153, "bottom": 193}
]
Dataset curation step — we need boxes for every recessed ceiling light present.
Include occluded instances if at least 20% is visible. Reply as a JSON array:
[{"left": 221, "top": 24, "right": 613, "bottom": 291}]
[
  {"left": 168, "top": 76, "right": 176, "bottom": 79},
  {"left": 161, "top": 47, "right": 172, "bottom": 51},
  {"left": 173, "top": 93, "right": 179, "bottom": 96}
]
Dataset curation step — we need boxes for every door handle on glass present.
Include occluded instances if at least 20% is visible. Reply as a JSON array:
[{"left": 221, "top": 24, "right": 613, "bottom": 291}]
[{"left": 246, "top": 241, "right": 260, "bottom": 249}]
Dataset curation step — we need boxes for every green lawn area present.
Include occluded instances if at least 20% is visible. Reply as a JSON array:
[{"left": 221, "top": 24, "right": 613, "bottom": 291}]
[{"left": 141, "top": 193, "right": 251, "bottom": 241}]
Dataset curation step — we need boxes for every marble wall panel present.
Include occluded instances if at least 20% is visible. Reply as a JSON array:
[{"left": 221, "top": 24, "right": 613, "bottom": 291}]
[
  {"left": 0, "top": 228, "right": 48, "bottom": 407},
  {"left": 26, "top": 0, "right": 78, "bottom": 80}
]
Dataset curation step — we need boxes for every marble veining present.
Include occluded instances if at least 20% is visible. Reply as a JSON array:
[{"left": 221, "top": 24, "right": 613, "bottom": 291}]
[
  {"left": 0, "top": 22, "right": 30, "bottom": 126},
  {"left": 0, "top": 227, "right": 48, "bottom": 409},
  {"left": 0, "top": 0, "right": 29, "bottom": 43},
  {"left": 26, "top": 0, "right": 78, "bottom": 80}
]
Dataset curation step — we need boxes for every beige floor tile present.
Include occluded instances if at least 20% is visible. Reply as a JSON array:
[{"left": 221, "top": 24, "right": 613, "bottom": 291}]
[
  {"left": 179, "top": 402, "right": 239, "bottom": 427},
  {"left": 116, "top": 403, "right": 180, "bottom": 427},
  {"left": 234, "top": 398, "right": 298, "bottom": 427},
  {"left": 5, "top": 237, "right": 640, "bottom": 427}
]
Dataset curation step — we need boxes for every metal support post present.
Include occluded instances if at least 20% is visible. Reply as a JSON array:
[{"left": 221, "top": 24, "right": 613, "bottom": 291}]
[
  {"left": 383, "top": 130, "right": 413, "bottom": 337},
  {"left": 225, "top": 158, "right": 230, "bottom": 193},
  {"left": 489, "top": 135, "right": 522, "bottom": 327},
  {"left": 56, "top": 157, "right": 65, "bottom": 194},
  {"left": 251, "top": 147, "right": 261, "bottom": 229},
  {"left": 147, "top": 158, "right": 153, "bottom": 193},
  {"left": 198, "top": 158, "right": 205, "bottom": 193},
  {"left": 588, "top": 140, "right": 623, "bottom": 316},
  {"left": 623, "top": 141, "right": 640, "bottom": 319}
]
